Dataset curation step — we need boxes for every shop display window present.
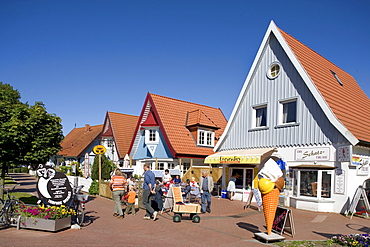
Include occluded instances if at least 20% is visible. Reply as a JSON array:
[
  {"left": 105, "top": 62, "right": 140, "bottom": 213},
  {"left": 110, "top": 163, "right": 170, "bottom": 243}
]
[
  {"left": 293, "top": 169, "right": 332, "bottom": 199},
  {"left": 230, "top": 168, "right": 253, "bottom": 190}
]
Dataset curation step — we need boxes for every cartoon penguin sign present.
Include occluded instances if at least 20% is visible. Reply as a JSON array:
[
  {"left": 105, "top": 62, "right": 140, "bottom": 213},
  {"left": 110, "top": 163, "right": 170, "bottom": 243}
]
[{"left": 36, "top": 163, "right": 73, "bottom": 206}]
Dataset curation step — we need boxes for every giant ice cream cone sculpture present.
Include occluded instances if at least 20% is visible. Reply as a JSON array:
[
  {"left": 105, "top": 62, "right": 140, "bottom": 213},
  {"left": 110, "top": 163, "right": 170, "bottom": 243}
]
[
  {"left": 258, "top": 158, "right": 285, "bottom": 235},
  {"left": 261, "top": 188, "right": 280, "bottom": 235}
]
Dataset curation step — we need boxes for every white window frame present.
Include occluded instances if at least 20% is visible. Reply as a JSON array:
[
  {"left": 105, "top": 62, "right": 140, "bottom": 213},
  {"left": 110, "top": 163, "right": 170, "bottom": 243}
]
[
  {"left": 279, "top": 98, "right": 297, "bottom": 125},
  {"left": 253, "top": 104, "right": 268, "bottom": 128},
  {"left": 144, "top": 128, "right": 159, "bottom": 144},
  {"left": 267, "top": 61, "right": 281, "bottom": 79},
  {"left": 198, "top": 129, "right": 214, "bottom": 147},
  {"left": 293, "top": 169, "right": 333, "bottom": 199}
]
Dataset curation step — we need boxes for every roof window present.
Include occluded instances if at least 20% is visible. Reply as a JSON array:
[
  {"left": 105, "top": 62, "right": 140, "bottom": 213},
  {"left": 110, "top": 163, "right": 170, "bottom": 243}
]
[{"left": 330, "top": 70, "right": 343, "bottom": 86}]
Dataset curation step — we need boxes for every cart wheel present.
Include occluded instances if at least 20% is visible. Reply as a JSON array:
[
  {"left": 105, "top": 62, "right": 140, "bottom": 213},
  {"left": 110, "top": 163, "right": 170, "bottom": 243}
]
[
  {"left": 173, "top": 214, "right": 181, "bottom": 223},
  {"left": 192, "top": 214, "right": 200, "bottom": 223}
]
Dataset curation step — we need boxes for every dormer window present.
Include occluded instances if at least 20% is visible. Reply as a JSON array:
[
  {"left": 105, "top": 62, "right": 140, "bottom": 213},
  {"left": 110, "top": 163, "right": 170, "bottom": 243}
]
[
  {"left": 145, "top": 128, "right": 159, "bottom": 144},
  {"left": 198, "top": 129, "right": 214, "bottom": 147}
]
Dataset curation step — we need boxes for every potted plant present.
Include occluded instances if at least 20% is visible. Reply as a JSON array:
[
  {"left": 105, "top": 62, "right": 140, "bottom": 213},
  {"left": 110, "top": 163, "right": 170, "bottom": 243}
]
[{"left": 19, "top": 204, "right": 75, "bottom": 231}]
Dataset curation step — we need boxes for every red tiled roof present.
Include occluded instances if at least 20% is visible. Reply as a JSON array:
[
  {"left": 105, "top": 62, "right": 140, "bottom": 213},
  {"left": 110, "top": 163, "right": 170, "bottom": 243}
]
[
  {"left": 104, "top": 112, "right": 139, "bottom": 159},
  {"left": 59, "top": 124, "right": 103, "bottom": 157},
  {"left": 148, "top": 93, "right": 227, "bottom": 156},
  {"left": 279, "top": 29, "right": 370, "bottom": 143}
]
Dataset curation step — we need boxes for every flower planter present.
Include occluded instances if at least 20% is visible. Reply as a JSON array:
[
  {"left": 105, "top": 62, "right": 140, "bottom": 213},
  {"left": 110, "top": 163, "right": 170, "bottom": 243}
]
[{"left": 20, "top": 217, "right": 71, "bottom": 232}]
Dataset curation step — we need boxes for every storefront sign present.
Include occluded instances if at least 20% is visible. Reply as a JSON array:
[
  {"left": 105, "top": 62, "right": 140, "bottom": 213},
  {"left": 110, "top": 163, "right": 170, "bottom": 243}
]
[
  {"left": 206, "top": 155, "right": 261, "bottom": 164},
  {"left": 295, "top": 147, "right": 330, "bottom": 161},
  {"left": 334, "top": 169, "right": 345, "bottom": 194}
]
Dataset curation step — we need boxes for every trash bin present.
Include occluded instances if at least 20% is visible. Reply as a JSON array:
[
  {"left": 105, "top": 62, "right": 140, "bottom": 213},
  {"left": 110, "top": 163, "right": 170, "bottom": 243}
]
[{"left": 221, "top": 190, "right": 227, "bottom": 199}]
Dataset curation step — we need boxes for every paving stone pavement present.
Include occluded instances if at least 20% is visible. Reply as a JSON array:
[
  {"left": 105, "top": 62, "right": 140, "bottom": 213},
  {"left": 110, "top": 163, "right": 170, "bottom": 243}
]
[{"left": 1, "top": 173, "right": 369, "bottom": 246}]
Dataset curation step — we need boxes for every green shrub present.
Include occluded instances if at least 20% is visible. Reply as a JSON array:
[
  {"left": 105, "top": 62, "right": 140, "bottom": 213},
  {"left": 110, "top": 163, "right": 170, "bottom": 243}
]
[
  {"left": 89, "top": 180, "right": 99, "bottom": 195},
  {"left": 21, "top": 167, "right": 28, "bottom": 173}
]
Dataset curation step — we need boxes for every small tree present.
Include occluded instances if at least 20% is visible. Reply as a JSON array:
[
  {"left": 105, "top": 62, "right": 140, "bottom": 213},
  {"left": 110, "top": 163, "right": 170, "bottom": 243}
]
[{"left": 91, "top": 154, "right": 114, "bottom": 181}]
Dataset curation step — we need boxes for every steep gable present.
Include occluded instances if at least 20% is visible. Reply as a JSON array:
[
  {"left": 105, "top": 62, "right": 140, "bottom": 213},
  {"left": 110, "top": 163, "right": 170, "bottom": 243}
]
[
  {"left": 103, "top": 112, "right": 139, "bottom": 159},
  {"left": 130, "top": 93, "right": 227, "bottom": 157},
  {"left": 59, "top": 124, "right": 103, "bottom": 157},
  {"left": 216, "top": 21, "right": 369, "bottom": 150}
]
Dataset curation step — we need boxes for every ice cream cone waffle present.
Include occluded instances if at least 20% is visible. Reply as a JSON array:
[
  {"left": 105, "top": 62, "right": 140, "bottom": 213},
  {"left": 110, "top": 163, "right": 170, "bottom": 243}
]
[{"left": 262, "top": 188, "right": 280, "bottom": 235}]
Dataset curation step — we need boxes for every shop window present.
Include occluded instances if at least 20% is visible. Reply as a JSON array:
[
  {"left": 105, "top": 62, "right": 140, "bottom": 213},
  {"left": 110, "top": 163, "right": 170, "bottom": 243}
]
[
  {"left": 230, "top": 168, "right": 253, "bottom": 190},
  {"left": 321, "top": 171, "right": 332, "bottom": 198},
  {"left": 293, "top": 169, "right": 332, "bottom": 198}
]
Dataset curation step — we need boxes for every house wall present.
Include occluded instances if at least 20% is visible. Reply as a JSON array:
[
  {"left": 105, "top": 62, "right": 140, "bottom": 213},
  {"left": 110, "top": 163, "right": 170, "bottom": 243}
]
[
  {"left": 218, "top": 33, "right": 369, "bottom": 213},
  {"left": 132, "top": 129, "right": 173, "bottom": 160},
  {"left": 220, "top": 34, "right": 347, "bottom": 151}
]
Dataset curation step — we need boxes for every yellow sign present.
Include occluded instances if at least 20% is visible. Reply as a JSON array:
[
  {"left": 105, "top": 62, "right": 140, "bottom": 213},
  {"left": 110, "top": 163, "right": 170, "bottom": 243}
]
[
  {"left": 205, "top": 155, "right": 261, "bottom": 164},
  {"left": 93, "top": 145, "right": 106, "bottom": 154}
]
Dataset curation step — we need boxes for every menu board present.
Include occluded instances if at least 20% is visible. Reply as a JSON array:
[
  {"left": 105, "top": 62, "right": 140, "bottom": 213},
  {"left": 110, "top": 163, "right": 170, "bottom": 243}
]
[
  {"left": 272, "top": 206, "right": 295, "bottom": 236},
  {"left": 334, "top": 169, "right": 345, "bottom": 194}
]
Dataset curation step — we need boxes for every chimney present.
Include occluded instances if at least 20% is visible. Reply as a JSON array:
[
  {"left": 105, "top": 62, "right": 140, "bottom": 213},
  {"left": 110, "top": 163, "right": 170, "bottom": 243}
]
[{"left": 85, "top": 124, "right": 90, "bottom": 133}]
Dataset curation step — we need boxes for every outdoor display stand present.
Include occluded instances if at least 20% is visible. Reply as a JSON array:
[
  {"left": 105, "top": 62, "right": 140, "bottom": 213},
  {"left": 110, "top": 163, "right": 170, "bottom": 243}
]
[
  {"left": 272, "top": 206, "right": 295, "bottom": 237},
  {"left": 346, "top": 185, "right": 370, "bottom": 219},
  {"left": 244, "top": 188, "right": 262, "bottom": 211},
  {"left": 171, "top": 186, "right": 201, "bottom": 223},
  {"left": 255, "top": 206, "right": 296, "bottom": 243}
]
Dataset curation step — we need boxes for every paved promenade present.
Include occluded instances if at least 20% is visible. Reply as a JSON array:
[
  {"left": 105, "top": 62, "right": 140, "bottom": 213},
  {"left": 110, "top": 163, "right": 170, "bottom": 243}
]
[{"left": 1, "top": 173, "right": 369, "bottom": 246}]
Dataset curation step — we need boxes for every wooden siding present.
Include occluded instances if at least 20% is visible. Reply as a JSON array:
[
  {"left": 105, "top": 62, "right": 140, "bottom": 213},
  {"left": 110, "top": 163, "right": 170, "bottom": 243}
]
[{"left": 220, "top": 34, "right": 347, "bottom": 150}]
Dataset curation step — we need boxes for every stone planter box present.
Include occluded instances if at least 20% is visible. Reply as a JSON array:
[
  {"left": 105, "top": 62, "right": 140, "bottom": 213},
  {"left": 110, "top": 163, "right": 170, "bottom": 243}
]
[{"left": 20, "top": 217, "right": 71, "bottom": 232}]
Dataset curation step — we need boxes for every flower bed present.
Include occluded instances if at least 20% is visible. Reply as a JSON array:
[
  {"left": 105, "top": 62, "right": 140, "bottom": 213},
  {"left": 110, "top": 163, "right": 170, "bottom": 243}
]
[
  {"left": 19, "top": 204, "right": 75, "bottom": 220},
  {"left": 18, "top": 205, "right": 75, "bottom": 231},
  {"left": 331, "top": 234, "right": 370, "bottom": 246}
]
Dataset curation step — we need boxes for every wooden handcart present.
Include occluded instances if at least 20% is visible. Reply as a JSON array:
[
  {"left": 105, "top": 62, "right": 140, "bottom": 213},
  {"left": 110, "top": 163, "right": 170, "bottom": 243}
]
[{"left": 171, "top": 186, "right": 201, "bottom": 223}]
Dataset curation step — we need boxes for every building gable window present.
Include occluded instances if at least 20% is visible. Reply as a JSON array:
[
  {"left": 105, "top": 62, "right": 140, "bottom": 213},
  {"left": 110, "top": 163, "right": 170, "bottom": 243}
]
[
  {"left": 198, "top": 129, "right": 214, "bottom": 147},
  {"left": 145, "top": 128, "right": 159, "bottom": 144},
  {"left": 254, "top": 105, "right": 267, "bottom": 128},
  {"left": 280, "top": 99, "right": 297, "bottom": 124}
]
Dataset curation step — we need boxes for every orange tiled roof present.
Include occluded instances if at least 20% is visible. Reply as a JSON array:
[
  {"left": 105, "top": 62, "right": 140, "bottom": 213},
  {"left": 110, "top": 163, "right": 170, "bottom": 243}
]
[
  {"left": 148, "top": 93, "right": 227, "bottom": 156},
  {"left": 279, "top": 29, "right": 370, "bottom": 143},
  {"left": 104, "top": 112, "right": 139, "bottom": 159},
  {"left": 59, "top": 124, "right": 103, "bottom": 157}
]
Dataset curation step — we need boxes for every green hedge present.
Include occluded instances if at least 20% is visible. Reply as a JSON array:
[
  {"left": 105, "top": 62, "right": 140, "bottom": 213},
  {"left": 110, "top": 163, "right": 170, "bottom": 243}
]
[{"left": 8, "top": 167, "right": 29, "bottom": 173}]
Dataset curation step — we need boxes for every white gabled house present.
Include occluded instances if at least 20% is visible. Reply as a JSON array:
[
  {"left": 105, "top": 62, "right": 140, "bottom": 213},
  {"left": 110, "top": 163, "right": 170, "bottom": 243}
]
[{"left": 207, "top": 21, "right": 370, "bottom": 213}]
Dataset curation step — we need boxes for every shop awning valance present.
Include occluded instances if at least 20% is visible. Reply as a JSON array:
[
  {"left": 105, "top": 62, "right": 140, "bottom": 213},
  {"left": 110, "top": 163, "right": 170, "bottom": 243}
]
[
  {"left": 205, "top": 148, "right": 276, "bottom": 164},
  {"left": 289, "top": 164, "right": 335, "bottom": 169}
]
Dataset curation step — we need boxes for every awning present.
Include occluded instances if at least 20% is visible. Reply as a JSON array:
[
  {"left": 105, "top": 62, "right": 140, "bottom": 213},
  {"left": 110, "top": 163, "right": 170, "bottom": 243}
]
[{"left": 205, "top": 148, "right": 276, "bottom": 164}]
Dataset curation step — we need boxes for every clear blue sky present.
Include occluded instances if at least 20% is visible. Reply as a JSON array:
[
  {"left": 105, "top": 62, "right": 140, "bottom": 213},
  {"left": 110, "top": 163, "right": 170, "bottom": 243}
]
[{"left": 1, "top": 0, "right": 369, "bottom": 135}]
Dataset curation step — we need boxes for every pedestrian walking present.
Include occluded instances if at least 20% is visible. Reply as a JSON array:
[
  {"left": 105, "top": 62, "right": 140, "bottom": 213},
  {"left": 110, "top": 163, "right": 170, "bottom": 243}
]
[
  {"left": 142, "top": 163, "right": 158, "bottom": 220},
  {"left": 124, "top": 185, "right": 137, "bottom": 215},
  {"left": 110, "top": 169, "right": 127, "bottom": 219}
]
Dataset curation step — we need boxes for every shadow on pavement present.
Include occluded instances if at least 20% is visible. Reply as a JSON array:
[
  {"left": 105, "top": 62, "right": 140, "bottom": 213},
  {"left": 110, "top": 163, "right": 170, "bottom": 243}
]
[
  {"left": 346, "top": 223, "right": 370, "bottom": 234},
  {"left": 312, "top": 231, "right": 337, "bottom": 238},
  {"left": 236, "top": 222, "right": 261, "bottom": 234}
]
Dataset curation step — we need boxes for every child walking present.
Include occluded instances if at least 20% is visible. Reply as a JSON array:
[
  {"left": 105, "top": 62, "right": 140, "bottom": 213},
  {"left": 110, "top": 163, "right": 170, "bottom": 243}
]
[{"left": 125, "top": 185, "right": 137, "bottom": 215}]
